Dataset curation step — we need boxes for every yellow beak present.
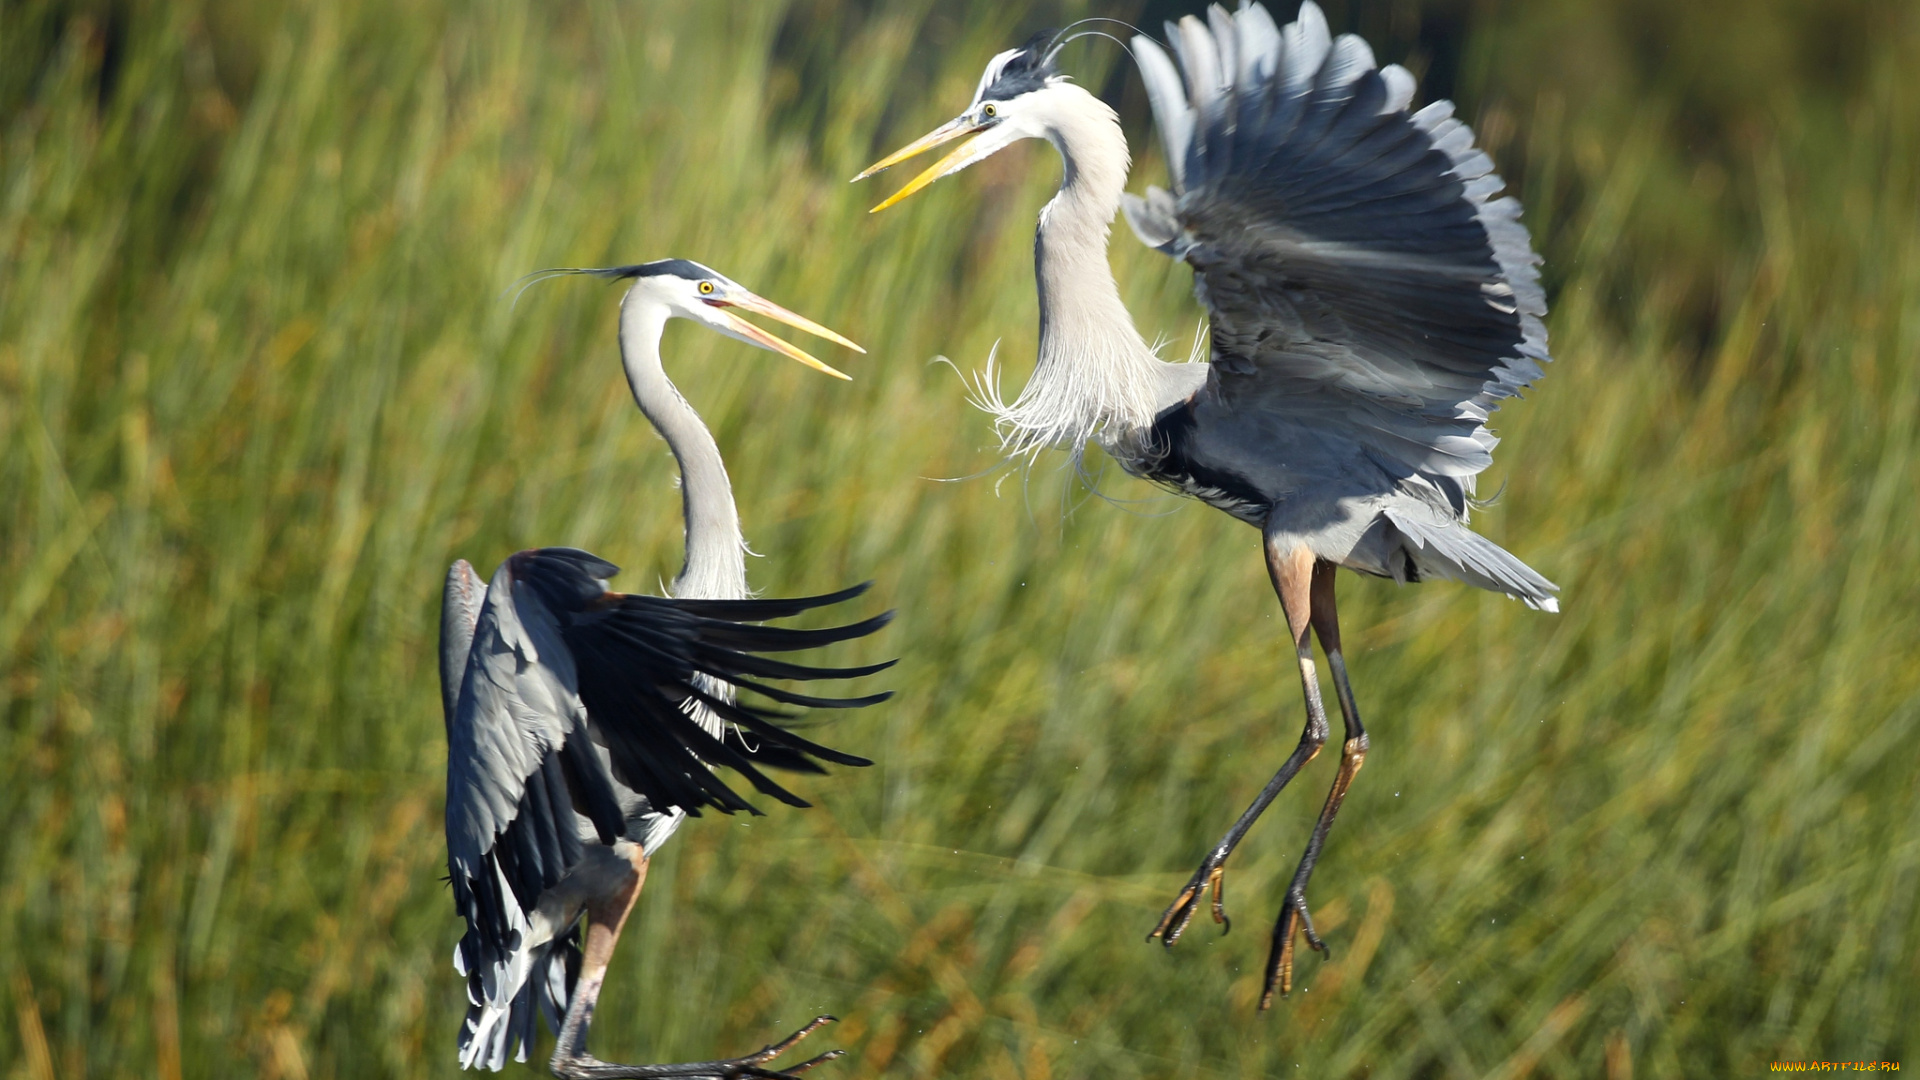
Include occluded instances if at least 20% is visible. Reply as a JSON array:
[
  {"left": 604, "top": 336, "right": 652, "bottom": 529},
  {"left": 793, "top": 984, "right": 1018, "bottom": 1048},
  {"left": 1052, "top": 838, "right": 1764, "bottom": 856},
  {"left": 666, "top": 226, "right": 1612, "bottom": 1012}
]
[
  {"left": 709, "top": 293, "right": 863, "bottom": 381},
  {"left": 855, "top": 115, "right": 979, "bottom": 180},
  {"left": 855, "top": 116, "right": 989, "bottom": 213}
]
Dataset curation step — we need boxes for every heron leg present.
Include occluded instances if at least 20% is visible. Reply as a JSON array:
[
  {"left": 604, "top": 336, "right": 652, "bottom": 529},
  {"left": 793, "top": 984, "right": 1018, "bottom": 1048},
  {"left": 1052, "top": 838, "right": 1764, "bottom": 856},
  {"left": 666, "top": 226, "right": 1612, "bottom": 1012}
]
[
  {"left": 1262, "top": 561, "right": 1369, "bottom": 1008},
  {"left": 551, "top": 851, "right": 650, "bottom": 1069},
  {"left": 1149, "top": 540, "right": 1330, "bottom": 947},
  {"left": 549, "top": 850, "right": 846, "bottom": 1080}
]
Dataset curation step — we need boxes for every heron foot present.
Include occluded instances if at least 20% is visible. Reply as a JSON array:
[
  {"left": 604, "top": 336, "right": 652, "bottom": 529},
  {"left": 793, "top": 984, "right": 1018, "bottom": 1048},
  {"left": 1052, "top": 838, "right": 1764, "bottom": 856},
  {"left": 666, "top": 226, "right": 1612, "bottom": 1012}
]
[
  {"left": 1148, "top": 849, "right": 1233, "bottom": 947},
  {"left": 1261, "top": 889, "right": 1330, "bottom": 1009},
  {"left": 550, "top": 1016, "right": 844, "bottom": 1080}
]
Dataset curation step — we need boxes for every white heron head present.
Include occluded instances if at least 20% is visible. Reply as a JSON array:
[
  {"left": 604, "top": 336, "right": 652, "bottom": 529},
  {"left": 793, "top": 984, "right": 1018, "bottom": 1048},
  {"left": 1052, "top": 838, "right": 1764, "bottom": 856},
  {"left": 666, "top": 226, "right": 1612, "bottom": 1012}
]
[
  {"left": 854, "top": 31, "right": 1073, "bottom": 211},
  {"left": 531, "top": 259, "right": 863, "bottom": 379}
]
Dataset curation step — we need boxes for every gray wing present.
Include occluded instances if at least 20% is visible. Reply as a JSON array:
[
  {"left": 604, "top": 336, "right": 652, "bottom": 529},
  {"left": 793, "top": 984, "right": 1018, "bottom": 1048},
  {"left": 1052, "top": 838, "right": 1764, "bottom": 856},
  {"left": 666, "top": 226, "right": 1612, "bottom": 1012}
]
[
  {"left": 443, "top": 547, "right": 892, "bottom": 1067},
  {"left": 444, "top": 553, "right": 613, "bottom": 892},
  {"left": 445, "top": 547, "right": 892, "bottom": 912},
  {"left": 444, "top": 551, "right": 624, "bottom": 1071},
  {"left": 1125, "top": 1, "right": 1550, "bottom": 480}
]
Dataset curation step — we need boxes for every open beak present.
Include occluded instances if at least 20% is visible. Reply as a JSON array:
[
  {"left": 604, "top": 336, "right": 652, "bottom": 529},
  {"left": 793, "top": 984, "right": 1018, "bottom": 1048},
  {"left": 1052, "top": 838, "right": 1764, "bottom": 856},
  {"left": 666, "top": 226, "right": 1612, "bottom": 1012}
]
[
  {"left": 707, "top": 293, "right": 863, "bottom": 381},
  {"left": 855, "top": 115, "right": 1003, "bottom": 213},
  {"left": 855, "top": 115, "right": 980, "bottom": 181}
]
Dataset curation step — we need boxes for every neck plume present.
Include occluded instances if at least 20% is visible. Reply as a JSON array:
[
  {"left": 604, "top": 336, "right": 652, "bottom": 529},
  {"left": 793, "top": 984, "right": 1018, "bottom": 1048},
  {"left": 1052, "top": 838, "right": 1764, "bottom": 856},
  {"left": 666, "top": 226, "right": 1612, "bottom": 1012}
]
[
  {"left": 617, "top": 294, "right": 748, "bottom": 601},
  {"left": 977, "top": 82, "right": 1165, "bottom": 462}
]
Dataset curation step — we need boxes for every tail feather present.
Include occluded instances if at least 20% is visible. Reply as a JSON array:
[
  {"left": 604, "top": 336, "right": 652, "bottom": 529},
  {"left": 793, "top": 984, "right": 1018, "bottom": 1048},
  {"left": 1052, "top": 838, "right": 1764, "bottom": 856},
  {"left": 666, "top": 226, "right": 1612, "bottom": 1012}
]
[
  {"left": 456, "top": 919, "right": 577, "bottom": 1070},
  {"left": 1385, "top": 508, "right": 1560, "bottom": 612}
]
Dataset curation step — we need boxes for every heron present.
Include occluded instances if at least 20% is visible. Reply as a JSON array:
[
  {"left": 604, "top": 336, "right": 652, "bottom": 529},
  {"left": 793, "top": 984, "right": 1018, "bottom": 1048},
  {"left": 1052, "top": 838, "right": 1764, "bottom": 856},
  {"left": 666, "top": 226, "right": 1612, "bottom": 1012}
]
[
  {"left": 440, "top": 259, "right": 886, "bottom": 1076},
  {"left": 858, "top": 2, "right": 1557, "bottom": 1007}
]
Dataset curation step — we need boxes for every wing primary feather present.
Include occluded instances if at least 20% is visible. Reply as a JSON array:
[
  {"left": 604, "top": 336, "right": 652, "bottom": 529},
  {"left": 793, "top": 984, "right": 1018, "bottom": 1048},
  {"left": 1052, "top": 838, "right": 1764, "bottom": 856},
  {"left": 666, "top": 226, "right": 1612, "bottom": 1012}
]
[
  {"left": 690, "top": 644, "right": 899, "bottom": 682},
  {"left": 567, "top": 627, "right": 764, "bottom": 814},
  {"left": 1281, "top": 2, "right": 1332, "bottom": 99},
  {"left": 556, "top": 568, "right": 886, "bottom": 818},
  {"left": 1132, "top": 36, "right": 1194, "bottom": 192},
  {"left": 721, "top": 675, "right": 895, "bottom": 711},
  {"left": 640, "top": 580, "right": 875, "bottom": 620},
  {"left": 689, "top": 609, "right": 896, "bottom": 653},
  {"left": 1208, "top": 6, "right": 1237, "bottom": 93},
  {"left": 685, "top": 688, "right": 877, "bottom": 768},
  {"left": 1235, "top": 2, "right": 1282, "bottom": 86},
  {"left": 1178, "top": 17, "right": 1228, "bottom": 186},
  {"left": 1378, "top": 63, "right": 1416, "bottom": 113},
  {"left": 1208, "top": 5, "right": 1240, "bottom": 170}
]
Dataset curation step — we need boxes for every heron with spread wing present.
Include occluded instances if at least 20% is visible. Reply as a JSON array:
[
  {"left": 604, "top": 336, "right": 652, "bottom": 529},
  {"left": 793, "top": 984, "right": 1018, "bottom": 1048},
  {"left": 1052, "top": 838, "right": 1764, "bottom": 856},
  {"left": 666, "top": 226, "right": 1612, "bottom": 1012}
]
[
  {"left": 441, "top": 261, "right": 884, "bottom": 1076},
  {"left": 858, "top": 2, "right": 1556, "bottom": 1007}
]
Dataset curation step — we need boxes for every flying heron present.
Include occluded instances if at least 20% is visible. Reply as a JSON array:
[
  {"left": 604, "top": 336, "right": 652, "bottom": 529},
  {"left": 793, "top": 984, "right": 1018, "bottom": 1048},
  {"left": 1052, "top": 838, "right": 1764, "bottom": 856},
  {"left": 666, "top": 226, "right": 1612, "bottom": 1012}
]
[
  {"left": 441, "top": 260, "right": 886, "bottom": 1075},
  {"left": 858, "top": 2, "right": 1557, "bottom": 1007}
]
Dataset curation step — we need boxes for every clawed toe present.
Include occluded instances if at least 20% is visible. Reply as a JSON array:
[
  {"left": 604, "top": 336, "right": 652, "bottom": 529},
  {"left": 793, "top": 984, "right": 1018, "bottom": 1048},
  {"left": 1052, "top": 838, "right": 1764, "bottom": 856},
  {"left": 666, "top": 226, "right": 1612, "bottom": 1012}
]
[
  {"left": 748, "top": 1048, "right": 845, "bottom": 1078},
  {"left": 734, "top": 1016, "right": 840, "bottom": 1072},
  {"left": 550, "top": 1017, "right": 843, "bottom": 1079},
  {"left": 1208, "top": 864, "right": 1231, "bottom": 932},
  {"left": 727, "top": 1051, "right": 843, "bottom": 1080},
  {"left": 1148, "top": 856, "right": 1232, "bottom": 946},
  {"left": 1147, "top": 882, "right": 1200, "bottom": 945},
  {"left": 1261, "top": 891, "right": 1329, "bottom": 1010}
]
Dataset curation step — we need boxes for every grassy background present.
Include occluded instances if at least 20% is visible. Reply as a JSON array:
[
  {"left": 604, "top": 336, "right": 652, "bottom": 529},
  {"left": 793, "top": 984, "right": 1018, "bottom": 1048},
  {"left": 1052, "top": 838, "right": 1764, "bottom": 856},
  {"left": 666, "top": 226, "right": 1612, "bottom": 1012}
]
[{"left": 4, "top": 0, "right": 1918, "bottom": 1076}]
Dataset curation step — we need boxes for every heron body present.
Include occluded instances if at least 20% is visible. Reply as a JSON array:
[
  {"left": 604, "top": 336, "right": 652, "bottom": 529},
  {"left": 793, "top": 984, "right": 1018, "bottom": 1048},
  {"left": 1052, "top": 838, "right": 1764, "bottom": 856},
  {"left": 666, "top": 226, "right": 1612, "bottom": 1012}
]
[
  {"left": 862, "top": 1, "right": 1556, "bottom": 1006},
  {"left": 441, "top": 261, "right": 881, "bottom": 1076}
]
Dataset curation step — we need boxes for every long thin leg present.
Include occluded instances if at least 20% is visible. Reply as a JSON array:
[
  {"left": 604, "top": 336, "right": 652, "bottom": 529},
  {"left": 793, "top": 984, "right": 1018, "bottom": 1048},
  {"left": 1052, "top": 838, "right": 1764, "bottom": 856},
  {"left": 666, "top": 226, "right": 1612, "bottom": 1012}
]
[
  {"left": 1150, "top": 540, "right": 1331, "bottom": 946},
  {"left": 1262, "top": 561, "right": 1369, "bottom": 1008},
  {"left": 550, "top": 850, "right": 845, "bottom": 1080},
  {"left": 552, "top": 853, "right": 650, "bottom": 1067}
]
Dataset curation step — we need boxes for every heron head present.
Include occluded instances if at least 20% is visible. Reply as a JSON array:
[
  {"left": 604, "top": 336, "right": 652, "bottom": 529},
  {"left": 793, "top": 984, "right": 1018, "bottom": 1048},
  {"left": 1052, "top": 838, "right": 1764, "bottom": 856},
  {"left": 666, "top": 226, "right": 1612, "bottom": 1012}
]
[
  {"left": 854, "top": 31, "right": 1066, "bottom": 211},
  {"left": 548, "top": 260, "right": 863, "bottom": 379}
]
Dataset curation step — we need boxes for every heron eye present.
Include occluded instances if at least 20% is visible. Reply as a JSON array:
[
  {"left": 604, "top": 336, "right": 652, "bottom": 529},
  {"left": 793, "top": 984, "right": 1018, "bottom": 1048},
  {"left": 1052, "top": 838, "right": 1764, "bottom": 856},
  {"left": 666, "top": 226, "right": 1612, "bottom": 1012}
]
[
  {"left": 982, "top": 103, "right": 998, "bottom": 119},
  {"left": 698, "top": 281, "right": 715, "bottom": 295}
]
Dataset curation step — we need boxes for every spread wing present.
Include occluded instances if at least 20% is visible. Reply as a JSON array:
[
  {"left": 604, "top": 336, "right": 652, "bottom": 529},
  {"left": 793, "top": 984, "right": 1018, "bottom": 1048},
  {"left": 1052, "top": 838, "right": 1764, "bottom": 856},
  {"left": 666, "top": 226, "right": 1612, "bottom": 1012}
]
[
  {"left": 441, "top": 547, "right": 890, "bottom": 1064},
  {"left": 442, "top": 549, "right": 630, "bottom": 1054},
  {"left": 445, "top": 546, "right": 890, "bottom": 885},
  {"left": 1124, "top": 1, "right": 1551, "bottom": 479}
]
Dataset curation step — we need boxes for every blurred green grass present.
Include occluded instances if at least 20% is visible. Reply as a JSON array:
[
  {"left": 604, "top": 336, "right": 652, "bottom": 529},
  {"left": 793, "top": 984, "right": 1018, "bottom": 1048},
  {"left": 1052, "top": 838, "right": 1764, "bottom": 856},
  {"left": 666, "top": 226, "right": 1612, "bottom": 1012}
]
[{"left": 3, "top": 1, "right": 1917, "bottom": 1077}]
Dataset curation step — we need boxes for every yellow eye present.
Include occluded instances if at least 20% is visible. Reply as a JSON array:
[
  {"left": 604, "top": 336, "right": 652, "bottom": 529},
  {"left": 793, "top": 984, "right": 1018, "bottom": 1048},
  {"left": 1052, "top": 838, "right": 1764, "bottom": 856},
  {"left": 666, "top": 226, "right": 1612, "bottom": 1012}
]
[
  {"left": 698, "top": 281, "right": 715, "bottom": 295},
  {"left": 982, "top": 103, "right": 998, "bottom": 119}
]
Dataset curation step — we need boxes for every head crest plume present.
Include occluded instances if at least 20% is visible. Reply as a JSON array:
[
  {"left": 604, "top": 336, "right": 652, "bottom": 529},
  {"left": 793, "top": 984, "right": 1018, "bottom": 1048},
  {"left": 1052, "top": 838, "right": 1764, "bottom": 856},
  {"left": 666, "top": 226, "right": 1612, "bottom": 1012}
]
[
  {"left": 503, "top": 259, "right": 724, "bottom": 308},
  {"left": 976, "top": 19, "right": 1142, "bottom": 104},
  {"left": 976, "top": 30, "right": 1061, "bottom": 103},
  {"left": 1042, "top": 16, "right": 1144, "bottom": 65}
]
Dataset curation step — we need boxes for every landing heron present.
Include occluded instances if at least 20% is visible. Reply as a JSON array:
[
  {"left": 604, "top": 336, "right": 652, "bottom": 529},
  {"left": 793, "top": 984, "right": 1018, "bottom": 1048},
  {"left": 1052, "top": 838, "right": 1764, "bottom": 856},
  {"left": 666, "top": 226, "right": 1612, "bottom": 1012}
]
[
  {"left": 859, "top": 2, "right": 1557, "bottom": 1007},
  {"left": 440, "top": 260, "right": 885, "bottom": 1075}
]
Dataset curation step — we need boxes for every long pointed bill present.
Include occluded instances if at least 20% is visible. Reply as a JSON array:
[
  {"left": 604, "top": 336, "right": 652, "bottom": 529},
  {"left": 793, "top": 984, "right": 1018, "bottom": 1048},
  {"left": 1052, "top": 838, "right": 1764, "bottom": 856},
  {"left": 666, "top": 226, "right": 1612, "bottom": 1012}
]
[
  {"left": 723, "top": 294, "right": 865, "bottom": 355},
  {"left": 708, "top": 300, "right": 856, "bottom": 381},
  {"left": 855, "top": 115, "right": 983, "bottom": 181},
  {"left": 864, "top": 121, "right": 1019, "bottom": 214}
]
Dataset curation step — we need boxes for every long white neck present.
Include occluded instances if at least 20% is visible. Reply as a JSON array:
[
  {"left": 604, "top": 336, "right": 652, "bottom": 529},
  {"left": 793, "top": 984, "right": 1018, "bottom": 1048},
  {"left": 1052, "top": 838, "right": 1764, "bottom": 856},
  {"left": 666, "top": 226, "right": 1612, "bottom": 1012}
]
[
  {"left": 617, "top": 292, "right": 748, "bottom": 601},
  {"left": 984, "top": 82, "right": 1165, "bottom": 461}
]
